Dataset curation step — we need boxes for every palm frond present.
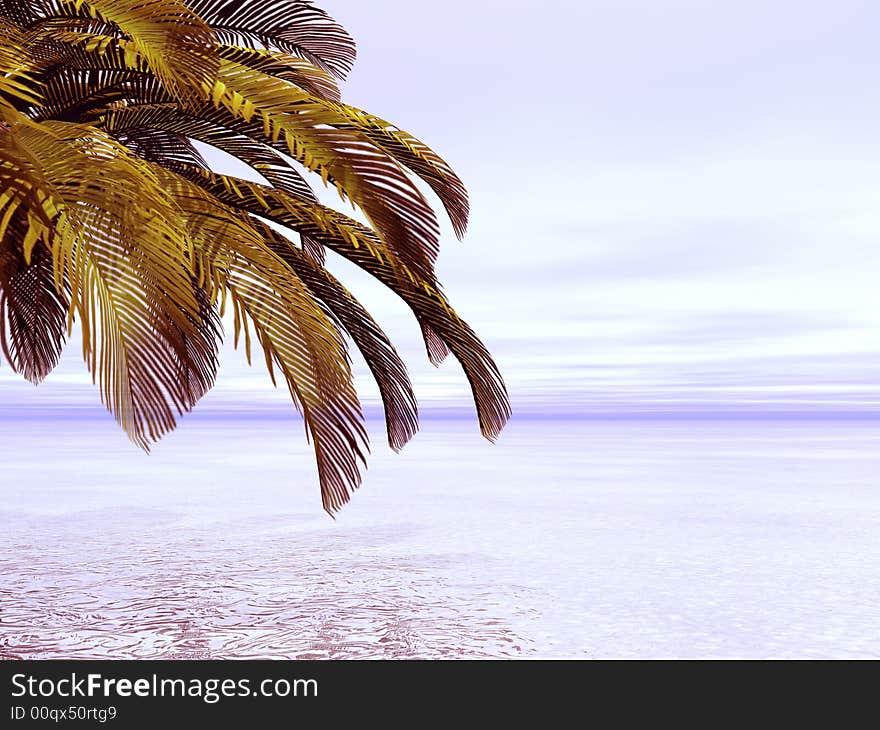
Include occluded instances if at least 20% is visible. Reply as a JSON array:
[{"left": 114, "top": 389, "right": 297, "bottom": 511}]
[
  {"left": 0, "top": 234, "right": 69, "bottom": 383},
  {"left": 97, "top": 65, "right": 444, "bottom": 282},
  {"left": 184, "top": 0, "right": 355, "bottom": 79},
  {"left": 23, "top": 0, "right": 220, "bottom": 104},
  {"left": 4, "top": 115, "right": 218, "bottom": 446},
  {"left": 0, "top": 0, "right": 509, "bottom": 512},
  {"left": 112, "top": 126, "right": 208, "bottom": 168},
  {"left": 160, "top": 167, "right": 368, "bottom": 512},
  {"left": 176, "top": 167, "right": 510, "bottom": 441},
  {"left": 253, "top": 220, "right": 419, "bottom": 451},
  {"left": 0, "top": 19, "right": 44, "bottom": 105},
  {"left": 217, "top": 45, "right": 341, "bottom": 101}
]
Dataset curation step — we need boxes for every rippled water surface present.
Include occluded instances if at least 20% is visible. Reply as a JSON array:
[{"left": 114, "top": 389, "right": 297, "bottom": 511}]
[{"left": 2, "top": 415, "right": 880, "bottom": 658}]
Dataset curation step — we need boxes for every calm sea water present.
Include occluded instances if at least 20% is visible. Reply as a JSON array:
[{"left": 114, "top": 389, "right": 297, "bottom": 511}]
[{"left": 1, "top": 414, "right": 879, "bottom": 658}]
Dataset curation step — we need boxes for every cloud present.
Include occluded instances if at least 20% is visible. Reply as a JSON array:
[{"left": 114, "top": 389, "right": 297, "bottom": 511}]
[{"left": 6, "top": 0, "right": 880, "bottom": 417}]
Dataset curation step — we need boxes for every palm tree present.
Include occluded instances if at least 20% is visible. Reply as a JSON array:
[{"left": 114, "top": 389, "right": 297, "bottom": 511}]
[{"left": 0, "top": 0, "right": 510, "bottom": 513}]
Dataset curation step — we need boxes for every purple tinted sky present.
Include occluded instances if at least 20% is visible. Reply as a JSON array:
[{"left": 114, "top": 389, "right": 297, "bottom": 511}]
[{"left": 3, "top": 0, "right": 880, "bottom": 415}]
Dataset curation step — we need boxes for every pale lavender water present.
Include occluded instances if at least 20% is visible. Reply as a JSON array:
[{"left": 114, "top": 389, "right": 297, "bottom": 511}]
[{"left": 1, "top": 414, "right": 879, "bottom": 658}]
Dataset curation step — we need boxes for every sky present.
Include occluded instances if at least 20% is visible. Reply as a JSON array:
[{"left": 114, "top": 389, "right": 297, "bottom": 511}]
[{"left": 3, "top": 0, "right": 880, "bottom": 418}]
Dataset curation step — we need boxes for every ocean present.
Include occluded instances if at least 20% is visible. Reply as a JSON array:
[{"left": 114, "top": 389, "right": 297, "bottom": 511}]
[{"left": 2, "top": 413, "right": 879, "bottom": 658}]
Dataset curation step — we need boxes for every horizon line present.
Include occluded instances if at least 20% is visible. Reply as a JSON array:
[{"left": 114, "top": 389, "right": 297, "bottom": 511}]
[{"left": 2, "top": 403, "right": 880, "bottom": 422}]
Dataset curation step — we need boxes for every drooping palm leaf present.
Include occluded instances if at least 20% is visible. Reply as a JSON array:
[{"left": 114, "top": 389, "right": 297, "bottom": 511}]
[
  {"left": 0, "top": 0, "right": 509, "bottom": 513},
  {"left": 3, "top": 114, "right": 218, "bottom": 446},
  {"left": 251, "top": 219, "right": 419, "bottom": 451},
  {"left": 183, "top": 0, "right": 356, "bottom": 79},
  {"left": 173, "top": 167, "right": 510, "bottom": 441},
  {"left": 98, "top": 63, "right": 446, "bottom": 282},
  {"left": 0, "top": 234, "right": 70, "bottom": 383},
  {"left": 159, "top": 167, "right": 369, "bottom": 510}
]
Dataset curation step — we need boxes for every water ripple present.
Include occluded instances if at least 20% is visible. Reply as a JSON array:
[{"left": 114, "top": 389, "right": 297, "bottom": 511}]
[{"left": 0, "top": 512, "right": 533, "bottom": 659}]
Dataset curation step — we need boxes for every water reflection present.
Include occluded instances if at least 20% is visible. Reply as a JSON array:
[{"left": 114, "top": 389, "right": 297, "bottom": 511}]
[
  {"left": 2, "top": 416, "right": 880, "bottom": 658},
  {"left": 1, "top": 511, "right": 534, "bottom": 659}
]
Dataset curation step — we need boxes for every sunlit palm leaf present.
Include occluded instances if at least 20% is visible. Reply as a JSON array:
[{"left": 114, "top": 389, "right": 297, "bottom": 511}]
[
  {"left": 0, "top": 0, "right": 509, "bottom": 512},
  {"left": 0, "top": 20, "right": 44, "bottom": 105},
  {"left": 176, "top": 167, "right": 510, "bottom": 441},
  {"left": 216, "top": 45, "right": 341, "bottom": 101},
  {"left": 160, "top": 167, "right": 369, "bottom": 511},
  {"left": 4, "top": 115, "right": 218, "bottom": 446},
  {"left": 95, "top": 66, "right": 444, "bottom": 282},
  {"left": 21, "top": 0, "right": 220, "bottom": 104},
  {"left": 252, "top": 220, "right": 419, "bottom": 451}
]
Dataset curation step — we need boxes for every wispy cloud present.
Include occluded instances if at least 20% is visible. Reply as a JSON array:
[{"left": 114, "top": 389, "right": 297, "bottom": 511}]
[{"left": 4, "top": 0, "right": 880, "bottom": 420}]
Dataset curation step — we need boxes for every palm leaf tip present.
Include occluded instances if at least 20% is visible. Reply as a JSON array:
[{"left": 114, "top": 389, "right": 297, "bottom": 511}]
[
  {"left": 194, "top": 0, "right": 357, "bottom": 79},
  {"left": 0, "top": 0, "right": 508, "bottom": 513},
  {"left": 0, "top": 238, "right": 69, "bottom": 384}
]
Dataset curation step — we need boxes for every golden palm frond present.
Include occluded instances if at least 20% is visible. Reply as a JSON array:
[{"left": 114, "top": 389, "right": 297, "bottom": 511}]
[{"left": 0, "top": 0, "right": 510, "bottom": 513}]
